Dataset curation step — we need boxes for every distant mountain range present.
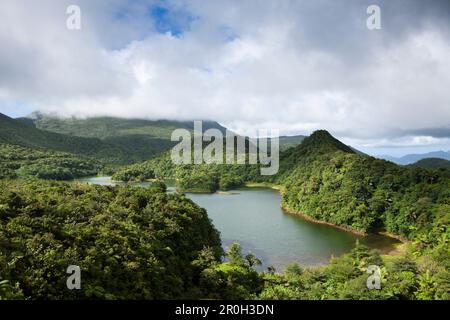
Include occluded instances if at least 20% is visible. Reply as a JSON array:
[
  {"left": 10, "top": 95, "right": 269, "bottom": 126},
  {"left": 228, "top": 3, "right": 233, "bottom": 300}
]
[
  {"left": 409, "top": 158, "right": 450, "bottom": 170},
  {"left": 0, "top": 112, "right": 127, "bottom": 164},
  {"left": 379, "top": 151, "right": 450, "bottom": 165},
  {"left": 1, "top": 112, "right": 309, "bottom": 165},
  {"left": 16, "top": 112, "right": 230, "bottom": 163}
]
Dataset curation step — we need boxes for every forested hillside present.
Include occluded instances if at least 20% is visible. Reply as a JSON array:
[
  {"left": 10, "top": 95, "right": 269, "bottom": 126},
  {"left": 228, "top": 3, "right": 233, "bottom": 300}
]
[
  {"left": 111, "top": 142, "right": 264, "bottom": 191},
  {"left": 0, "top": 144, "right": 104, "bottom": 180},
  {"left": 0, "top": 180, "right": 222, "bottom": 299},
  {"left": 113, "top": 130, "right": 450, "bottom": 242},
  {"left": 0, "top": 129, "right": 449, "bottom": 300},
  {"left": 20, "top": 113, "right": 230, "bottom": 163},
  {"left": 273, "top": 131, "right": 449, "bottom": 242},
  {"left": 410, "top": 158, "right": 450, "bottom": 170},
  {"left": 0, "top": 113, "right": 127, "bottom": 164}
]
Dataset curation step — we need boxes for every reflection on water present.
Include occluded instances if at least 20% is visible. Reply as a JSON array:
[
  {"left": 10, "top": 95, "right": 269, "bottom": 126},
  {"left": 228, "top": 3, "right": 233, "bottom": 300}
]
[{"left": 74, "top": 177, "right": 400, "bottom": 271}]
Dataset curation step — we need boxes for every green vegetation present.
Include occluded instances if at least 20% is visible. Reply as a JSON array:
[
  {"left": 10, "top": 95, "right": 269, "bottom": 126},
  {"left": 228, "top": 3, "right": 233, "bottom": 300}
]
[
  {"left": 114, "top": 130, "right": 449, "bottom": 242},
  {"left": 0, "top": 124, "right": 448, "bottom": 300},
  {"left": 113, "top": 159, "right": 261, "bottom": 192},
  {"left": 111, "top": 137, "right": 264, "bottom": 191},
  {"left": 24, "top": 113, "right": 228, "bottom": 140},
  {"left": 278, "top": 132, "right": 450, "bottom": 241},
  {"left": 109, "top": 130, "right": 449, "bottom": 300},
  {"left": 0, "top": 113, "right": 129, "bottom": 164},
  {"left": 179, "top": 241, "right": 449, "bottom": 300},
  {"left": 21, "top": 113, "right": 230, "bottom": 163},
  {"left": 0, "top": 144, "right": 103, "bottom": 180},
  {"left": 198, "top": 242, "right": 263, "bottom": 299},
  {"left": 410, "top": 158, "right": 450, "bottom": 170},
  {"left": 258, "top": 241, "right": 449, "bottom": 300},
  {"left": 0, "top": 179, "right": 222, "bottom": 299},
  {"left": 0, "top": 279, "right": 24, "bottom": 299},
  {"left": 278, "top": 135, "right": 306, "bottom": 151},
  {"left": 16, "top": 112, "right": 309, "bottom": 164}
]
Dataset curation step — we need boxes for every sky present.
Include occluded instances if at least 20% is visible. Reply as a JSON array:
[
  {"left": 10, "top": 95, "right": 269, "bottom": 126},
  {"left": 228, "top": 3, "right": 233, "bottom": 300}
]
[{"left": 0, "top": 0, "right": 449, "bottom": 157}]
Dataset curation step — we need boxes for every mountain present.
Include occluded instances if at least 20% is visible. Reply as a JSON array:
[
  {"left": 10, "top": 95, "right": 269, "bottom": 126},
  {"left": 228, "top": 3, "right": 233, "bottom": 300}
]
[
  {"left": 17, "top": 113, "right": 318, "bottom": 162},
  {"left": 379, "top": 150, "right": 450, "bottom": 165},
  {"left": 18, "top": 113, "right": 230, "bottom": 163},
  {"left": 277, "top": 130, "right": 355, "bottom": 177},
  {"left": 409, "top": 157, "right": 450, "bottom": 170},
  {"left": 1, "top": 129, "right": 449, "bottom": 300},
  {"left": 0, "top": 113, "right": 127, "bottom": 163},
  {"left": 21, "top": 112, "right": 229, "bottom": 139},
  {"left": 113, "top": 129, "right": 449, "bottom": 241},
  {"left": 278, "top": 131, "right": 450, "bottom": 238}
]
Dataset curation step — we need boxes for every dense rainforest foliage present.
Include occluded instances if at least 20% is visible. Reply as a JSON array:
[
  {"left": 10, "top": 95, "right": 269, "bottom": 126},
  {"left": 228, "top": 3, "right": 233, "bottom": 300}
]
[
  {"left": 113, "top": 130, "right": 450, "bottom": 241},
  {"left": 111, "top": 135, "right": 266, "bottom": 191},
  {"left": 108, "top": 130, "right": 449, "bottom": 300},
  {"left": 277, "top": 131, "right": 450, "bottom": 243},
  {"left": 0, "top": 177, "right": 447, "bottom": 300},
  {"left": 112, "top": 153, "right": 261, "bottom": 192},
  {"left": 193, "top": 240, "right": 449, "bottom": 300},
  {"left": 0, "top": 179, "right": 222, "bottom": 299},
  {"left": 0, "top": 120, "right": 448, "bottom": 300},
  {"left": 19, "top": 113, "right": 231, "bottom": 163},
  {"left": 0, "top": 144, "right": 104, "bottom": 180},
  {"left": 0, "top": 113, "right": 131, "bottom": 164},
  {"left": 2, "top": 112, "right": 307, "bottom": 166}
]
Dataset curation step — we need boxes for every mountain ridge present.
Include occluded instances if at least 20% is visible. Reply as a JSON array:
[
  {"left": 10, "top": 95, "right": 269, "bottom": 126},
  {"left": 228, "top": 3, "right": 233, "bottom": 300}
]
[
  {"left": 379, "top": 150, "right": 450, "bottom": 165},
  {"left": 409, "top": 157, "right": 450, "bottom": 170},
  {"left": 0, "top": 113, "right": 128, "bottom": 163}
]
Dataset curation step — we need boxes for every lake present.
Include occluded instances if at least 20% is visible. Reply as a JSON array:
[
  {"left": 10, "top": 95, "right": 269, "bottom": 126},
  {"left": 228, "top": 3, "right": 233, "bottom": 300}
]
[{"left": 75, "top": 176, "right": 400, "bottom": 271}]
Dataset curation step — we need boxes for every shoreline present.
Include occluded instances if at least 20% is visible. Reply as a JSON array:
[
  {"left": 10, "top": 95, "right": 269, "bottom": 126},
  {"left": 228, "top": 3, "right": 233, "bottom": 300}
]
[
  {"left": 281, "top": 203, "right": 410, "bottom": 245},
  {"left": 378, "top": 231, "right": 408, "bottom": 243},
  {"left": 280, "top": 204, "right": 368, "bottom": 236},
  {"left": 250, "top": 183, "right": 409, "bottom": 244},
  {"left": 244, "top": 182, "right": 283, "bottom": 190},
  {"left": 80, "top": 176, "right": 407, "bottom": 249}
]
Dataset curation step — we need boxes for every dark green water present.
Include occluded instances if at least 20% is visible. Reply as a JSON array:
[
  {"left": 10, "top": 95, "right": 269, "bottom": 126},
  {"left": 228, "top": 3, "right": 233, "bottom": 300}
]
[{"left": 75, "top": 176, "right": 399, "bottom": 271}]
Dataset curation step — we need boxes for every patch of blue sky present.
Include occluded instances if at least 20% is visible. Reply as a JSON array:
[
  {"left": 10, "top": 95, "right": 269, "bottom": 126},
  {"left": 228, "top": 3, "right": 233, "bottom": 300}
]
[
  {"left": 0, "top": 100, "right": 36, "bottom": 118},
  {"left": 149, "top": 4, "right": 198, "bottom": 37},
  {"left": 107, "top": 1, "right": 197, "bottom": 49}
]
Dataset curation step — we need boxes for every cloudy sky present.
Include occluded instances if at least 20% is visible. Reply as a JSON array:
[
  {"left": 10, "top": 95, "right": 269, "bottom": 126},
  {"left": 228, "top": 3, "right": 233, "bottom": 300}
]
[{"left": 0, "top": 0, "right": 449, "bottom": 156}]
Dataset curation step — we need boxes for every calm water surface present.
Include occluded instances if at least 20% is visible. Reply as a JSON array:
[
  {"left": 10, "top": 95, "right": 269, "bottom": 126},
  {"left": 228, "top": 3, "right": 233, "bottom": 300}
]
[{"left": 75, "top": 176, "right": 399, "bottom": 271}]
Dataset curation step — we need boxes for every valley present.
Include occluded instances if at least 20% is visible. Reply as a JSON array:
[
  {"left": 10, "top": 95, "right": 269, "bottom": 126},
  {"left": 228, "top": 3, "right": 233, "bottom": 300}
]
[
  {"left": 75, "top": 176, "right": 400, "bottom": 270},
  {"left": 0, "top": 113, "right": 449, "bottom": 300}
]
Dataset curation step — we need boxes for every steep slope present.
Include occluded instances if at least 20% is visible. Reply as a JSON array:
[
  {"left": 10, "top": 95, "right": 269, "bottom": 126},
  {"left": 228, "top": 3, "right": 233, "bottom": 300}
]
[
  {"left": 0, "top": 113, "right": 127, "bottom": 163},
  {"left": 410, "top": 157, "right": 450, "bottom": 170},
  {"left": 280, "top": 131, "right": 449, "bottom": 238},
  {"left": 276, "top": 130, "right": 355, "bottom": 179}
]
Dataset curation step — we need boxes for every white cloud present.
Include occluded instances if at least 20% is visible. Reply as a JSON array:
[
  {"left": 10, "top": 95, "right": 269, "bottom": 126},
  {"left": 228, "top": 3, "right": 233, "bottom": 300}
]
[{"left": 0, "top": 0, "right": 449, "bottom": 154}]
